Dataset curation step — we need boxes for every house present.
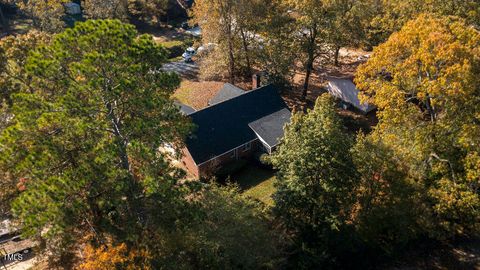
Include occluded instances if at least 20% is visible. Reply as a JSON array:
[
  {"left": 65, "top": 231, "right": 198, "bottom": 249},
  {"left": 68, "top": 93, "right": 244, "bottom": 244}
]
[
  {"left": 181, "top": 84, "right": 290, "bottom": 179},
  {"left": 175, "top": 101, "right": 196, "bottom": 115},
  {"left": 64, "top": 2, "right": 81, "bottom": 15},
  {"left": 326, "top": 77, "right": 376, "bottom": 114},
  {"left": 208, "top": 83, "right": 245, "bottom": 106},
  {"left": 249, "top": 108, "right": 291, "bottom": 154}
]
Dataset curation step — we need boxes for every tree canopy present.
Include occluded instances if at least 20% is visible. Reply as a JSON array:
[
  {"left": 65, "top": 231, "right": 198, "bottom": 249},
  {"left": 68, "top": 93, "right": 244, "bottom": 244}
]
[
  {"left": 356, "top": 14, "right": 480, "bottom": 239},
  {"left": 365, "top": 0, "right": 480, "bottom": 47},
  {"left": 0, "top": 30, "right": 51, "bottom": 215},
  {"left": 0, "top": 19, "right": 191, "bottom": 266},
  {"left": 2, "top": 1, "right": 480, "bottom": 269},
  {"left": 0, "top": 19, "right": 286, "bottom": 269},
  {"left": 271, "top": 94, "right": 357, "bottom": 267}
]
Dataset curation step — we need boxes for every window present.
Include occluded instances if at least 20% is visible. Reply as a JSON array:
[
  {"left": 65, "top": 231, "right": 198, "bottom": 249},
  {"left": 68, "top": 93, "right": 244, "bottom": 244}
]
[{"left": 242, "top": 142, "right": 251, "bottom": 152}]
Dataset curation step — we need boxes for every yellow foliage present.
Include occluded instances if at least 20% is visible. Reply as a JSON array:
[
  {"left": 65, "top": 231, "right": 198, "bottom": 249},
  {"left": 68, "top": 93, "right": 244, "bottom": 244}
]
[
  {"left": 79, "top": 243, "right": 152, "bottom": 270},
  {"left": 355, "top": 14, "right": 480, "bottom": 238}
]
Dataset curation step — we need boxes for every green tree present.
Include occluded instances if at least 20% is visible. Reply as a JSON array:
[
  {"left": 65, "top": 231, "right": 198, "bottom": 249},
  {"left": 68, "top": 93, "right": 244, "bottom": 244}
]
[
  {"left": 0, "top": 19, "right": 191, "bottom": 267},
  {"left": 16, "top": 0, "right": 67, "bottom": 32},
  {"left": 327, "top": 0, "right": 367, "bottom": 66},
  {"left": 83, "top": 0, "right": 169, "bottom": 25},
  {"left": 179, "top": 183, "right": 285, "bottom": 269},
  {"left": 351, "top": 134, "right": 424, "bottom": 255},
  {"left": 271, "top": 94, "right": 357, "bottom": 267},
  {"left": 77, "top": 183, "right": 285, "bottom": 269},
  {"left": 356, "top": 14, "right": 480, "bottom": 239},
  {"left": 83, "top": 0, "right": 129, "bottom": 21},
  {"left": 128, "top": 0, "right": 168, "bottom": 26},
  {"left": 192, "top": 0, "right": 237, "bottom": 83},
  {"left": 192, "top": 0, "right": 268, "bottom": 83},
  {"left": 256, "top": 1, "right": 297, "bottom": 88},
  {"left": 283, "top": 0, "right": 332, "bottom": 99},
  {"left": 0, "top": 30, "right": 51, "bottom": 215},
  {"left": 365, "top": 0, "right": 480, "bottom": 47},
  {"left": 0, "top": 30, "right": 51, "bottom": 107}
]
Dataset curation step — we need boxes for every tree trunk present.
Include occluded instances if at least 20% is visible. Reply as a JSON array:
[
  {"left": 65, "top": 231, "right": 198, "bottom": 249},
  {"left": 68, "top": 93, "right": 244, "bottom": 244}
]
[
  {"left": 106, "top": 101, "right": 131, "bottom": 173},
  {"left": 240, "top": 28, "right": 252, "bottom": 78},
  {"left": 176, "top": 0, "right": 188, "bottom": 10},
  {"left": 227, "top": 26, "right": 235, "bottom": 84},
  {"left": 334, "top": 46, "right": 341, "bottom": 66},
  {"left": 302, "top": 53, "right": 314, "bottom": 100},
  {"left": 302, "top": 26, "right": 318, "bottom": 100},
  {"left": 425, "top": 94, "right": 436, "bottom": 122},
  {"left": 0, "top": 5, "right": 9, "bottom": 33}
]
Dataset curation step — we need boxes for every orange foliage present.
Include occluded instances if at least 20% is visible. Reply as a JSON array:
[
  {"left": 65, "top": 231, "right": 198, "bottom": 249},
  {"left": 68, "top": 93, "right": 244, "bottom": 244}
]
[{"left": 79, "top": 243, "right": 152, "bottom": 270}]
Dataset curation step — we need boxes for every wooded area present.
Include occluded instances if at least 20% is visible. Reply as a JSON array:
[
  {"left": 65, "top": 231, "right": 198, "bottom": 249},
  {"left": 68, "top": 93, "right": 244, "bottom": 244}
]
[{"left": 0, "top": 0, "right": 479, "bottom": 269}]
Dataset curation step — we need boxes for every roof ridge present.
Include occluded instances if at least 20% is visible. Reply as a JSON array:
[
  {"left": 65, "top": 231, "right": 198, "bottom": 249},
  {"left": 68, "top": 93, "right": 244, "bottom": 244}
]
[{"left": 188, "top": 84, "right": 274, "bottom": 115}]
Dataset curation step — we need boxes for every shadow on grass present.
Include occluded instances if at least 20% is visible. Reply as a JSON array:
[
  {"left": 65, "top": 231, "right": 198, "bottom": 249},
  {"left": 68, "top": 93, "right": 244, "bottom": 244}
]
[{"left": 230, "top": 163, "right": 276, "bottom": 206}]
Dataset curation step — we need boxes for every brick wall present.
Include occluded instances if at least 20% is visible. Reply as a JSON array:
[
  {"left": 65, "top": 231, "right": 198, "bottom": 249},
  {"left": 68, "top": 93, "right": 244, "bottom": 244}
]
[
  {"left": 182, "top": 140, "right": 261, "bottom": 179},
  {"left": 181, "top": 148, "right": 200, "bottom": 179},
  {"left": 197, "top": 139, "right": 260, "bottom": 178}
]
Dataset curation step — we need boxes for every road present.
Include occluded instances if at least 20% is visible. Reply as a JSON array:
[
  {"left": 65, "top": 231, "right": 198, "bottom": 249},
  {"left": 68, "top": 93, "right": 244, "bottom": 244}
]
[{"left": 162, "top": 60, "right": 199, "bottom": 80}]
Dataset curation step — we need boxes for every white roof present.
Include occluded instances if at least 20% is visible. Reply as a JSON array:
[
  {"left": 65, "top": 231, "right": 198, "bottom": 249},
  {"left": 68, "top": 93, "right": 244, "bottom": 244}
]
[
  {"left": 327, "top": 77, "right": 375, "bottom": 113},
  {"left": 64, "top": 2, "right": 81, "bottom": 15}
]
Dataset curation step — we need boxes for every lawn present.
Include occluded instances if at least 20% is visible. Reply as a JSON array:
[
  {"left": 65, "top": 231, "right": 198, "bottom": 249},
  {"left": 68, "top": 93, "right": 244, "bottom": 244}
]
[
  {"left": 231, "top": 164, "right": 277, "bottom": 206},
  {"left": 156, "top": 39, "right": 184, "bottom": 49}
]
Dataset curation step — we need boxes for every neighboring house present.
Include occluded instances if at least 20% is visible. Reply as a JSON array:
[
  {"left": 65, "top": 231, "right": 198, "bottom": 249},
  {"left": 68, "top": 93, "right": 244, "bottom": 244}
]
[
  {"left": 64, "top": 2, "right": 81, "bottom": 15},
  {"left": 326, "top": 77, "right": 376, "bottom": 114},
  {"left": 208, "top": 83, "right": 245, "bottom": 106},
  {"left": 181, "top": 84, "right": 290, "bottom": 179}
]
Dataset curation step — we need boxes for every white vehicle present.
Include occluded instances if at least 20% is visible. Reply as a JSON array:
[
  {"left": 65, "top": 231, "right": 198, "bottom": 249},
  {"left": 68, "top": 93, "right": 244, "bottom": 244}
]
[
  {"left": 182, "top": 47, "right": 196, "bottom": 62},
  {"left": 196, "top": 43, "right": 216, "bottom": 55},
  {"left": 185, "top": 26, "right": 202, "bottom": 37}
]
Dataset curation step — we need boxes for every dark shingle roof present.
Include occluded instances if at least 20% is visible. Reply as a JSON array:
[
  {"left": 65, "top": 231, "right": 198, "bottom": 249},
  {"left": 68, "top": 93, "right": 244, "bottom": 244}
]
[
  {"left": 208, "top": 83, "right": 245, "bottom": 105},
  {"left": 248, "top": 108, "right": 291, "bottom": 149},
  {"left": 186, "top": 84, "right": 288, "bottom": 164}
]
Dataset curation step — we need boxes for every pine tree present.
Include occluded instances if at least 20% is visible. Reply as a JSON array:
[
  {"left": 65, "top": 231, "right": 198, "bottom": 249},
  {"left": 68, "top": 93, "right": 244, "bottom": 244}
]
[{"left": 0, "top": 19, "right": 191, "bottom": 267}]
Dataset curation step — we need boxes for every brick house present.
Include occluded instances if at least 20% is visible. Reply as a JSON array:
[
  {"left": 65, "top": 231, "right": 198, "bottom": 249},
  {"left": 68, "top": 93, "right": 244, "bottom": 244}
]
[{"left": 181, "top": 84, "right": 291, "bottom": 179}]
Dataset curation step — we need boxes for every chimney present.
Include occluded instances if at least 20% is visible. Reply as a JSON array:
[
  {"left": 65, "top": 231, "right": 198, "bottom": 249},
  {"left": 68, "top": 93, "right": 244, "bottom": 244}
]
[{"left": 252, "top": 72, "right": 262, "bottom": 89}]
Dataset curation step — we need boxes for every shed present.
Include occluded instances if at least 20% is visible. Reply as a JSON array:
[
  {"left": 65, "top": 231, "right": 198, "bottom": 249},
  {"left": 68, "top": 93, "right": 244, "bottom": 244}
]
[{"left": 326, "top": 77, "right": 376, "bottom": 113}]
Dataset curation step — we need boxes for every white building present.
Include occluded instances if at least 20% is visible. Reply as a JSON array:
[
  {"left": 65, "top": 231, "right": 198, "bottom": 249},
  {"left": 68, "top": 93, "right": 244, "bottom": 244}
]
[{"left": 326, "top": 77, "right": 376, "bottom": 114}]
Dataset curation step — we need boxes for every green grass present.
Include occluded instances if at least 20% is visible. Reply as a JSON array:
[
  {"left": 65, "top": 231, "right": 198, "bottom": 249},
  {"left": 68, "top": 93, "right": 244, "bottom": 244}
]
[
  {"left": 168, "top": 55, "right": 184, "bottom": 63},
  {"left": 158, "top": 40, "right": 184, "bottom": 48},
  {"left": 232, "top": 165, "right": 276, "bottom": 206}
]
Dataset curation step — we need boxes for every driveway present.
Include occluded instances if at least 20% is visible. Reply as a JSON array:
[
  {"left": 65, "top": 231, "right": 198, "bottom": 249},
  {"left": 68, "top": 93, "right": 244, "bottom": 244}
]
[{"left": 162, "top": 60, "right": 199, "bottom": 80}]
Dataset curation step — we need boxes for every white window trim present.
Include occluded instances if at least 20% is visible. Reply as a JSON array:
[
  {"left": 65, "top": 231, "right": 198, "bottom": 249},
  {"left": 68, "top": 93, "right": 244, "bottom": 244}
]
[
  {"left": 230, "top": 149, "right": 237, "bottom": 158},
  {"left": 242, "top": 142, "right": 251, "bottom": 152}
]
